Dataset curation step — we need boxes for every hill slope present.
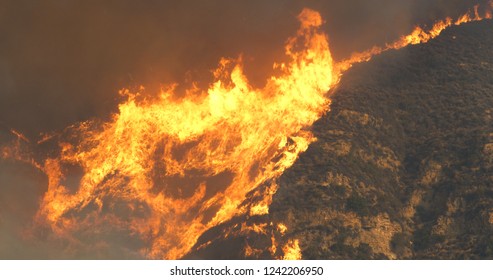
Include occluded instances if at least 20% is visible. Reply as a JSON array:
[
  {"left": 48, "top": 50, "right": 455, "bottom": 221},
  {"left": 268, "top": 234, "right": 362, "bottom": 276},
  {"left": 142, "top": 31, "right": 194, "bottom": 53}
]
[
  {"left": 187, "top": 19, "right": 493, "bottom": 260},
  {"left": 270, "top": 19, "right": 493, "bottom": 259}
]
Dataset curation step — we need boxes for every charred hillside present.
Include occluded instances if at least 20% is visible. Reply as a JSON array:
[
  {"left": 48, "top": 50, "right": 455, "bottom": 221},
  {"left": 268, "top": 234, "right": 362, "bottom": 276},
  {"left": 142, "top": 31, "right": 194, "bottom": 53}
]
[
  {"left": 271, "top": 19, "right": 493, "bottom": 259},
  {"left": 187, "top": 19, "right": 493, "bottom": 260}
]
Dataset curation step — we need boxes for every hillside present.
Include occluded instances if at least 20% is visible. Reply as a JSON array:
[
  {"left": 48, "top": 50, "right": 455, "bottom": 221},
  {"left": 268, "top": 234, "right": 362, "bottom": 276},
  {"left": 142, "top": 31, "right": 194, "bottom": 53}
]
[{"left": 188, "top": 19, "right": 493, "bottom": 259}]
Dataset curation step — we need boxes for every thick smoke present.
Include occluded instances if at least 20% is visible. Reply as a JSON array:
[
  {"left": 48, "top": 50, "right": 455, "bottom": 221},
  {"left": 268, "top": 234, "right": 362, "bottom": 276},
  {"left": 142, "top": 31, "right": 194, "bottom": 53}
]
[
  {"left": 0, "top": 0, "right": 486, "bottom": 137},
  {"left": 0, "top": 0, "right": 488, "bottom": 259}
]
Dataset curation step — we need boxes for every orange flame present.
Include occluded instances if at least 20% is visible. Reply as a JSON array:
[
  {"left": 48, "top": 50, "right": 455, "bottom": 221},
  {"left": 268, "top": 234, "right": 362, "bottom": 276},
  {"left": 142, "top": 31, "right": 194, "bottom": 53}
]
[
  {"left": 282, "top": 239, "right": 302, "bottom": 260},
  {"left": 249, "top": 182, "right": 278, "bottom": 216},
  {"left": 338, "top": 3, "right": 493, "bottom": 72},
  {"left": 33, "top": 8, "right": 336, "bottom": 259},
  {"left": 277, "top": 223, "right": 288, "bottom": 235}
]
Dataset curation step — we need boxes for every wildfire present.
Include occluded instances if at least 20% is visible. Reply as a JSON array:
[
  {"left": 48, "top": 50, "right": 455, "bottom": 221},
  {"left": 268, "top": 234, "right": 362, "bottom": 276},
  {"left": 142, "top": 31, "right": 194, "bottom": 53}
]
[
  {"left": 1, "top": 1, "right": 492, "bottom": 260},
  {"left": 249, "top": 182, "right": 278, "bottom": 216},
  {"left": 30, "top": 8, "right": 335, "bottom": 260},
  {"left": 337, "top": 3, "right": 493, "bottom": 72},
  {"left": 277, "top": 223, "right": 288, "bottom": 235},
  {"left": 282, "top": 239, "right": 302, "bottom": 260}
]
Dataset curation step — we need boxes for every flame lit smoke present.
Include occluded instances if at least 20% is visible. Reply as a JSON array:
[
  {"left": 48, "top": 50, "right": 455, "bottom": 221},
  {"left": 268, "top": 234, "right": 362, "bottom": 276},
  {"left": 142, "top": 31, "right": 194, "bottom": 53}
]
[{"left": 1, "top": 2, "right": 492, "bottom": 259}]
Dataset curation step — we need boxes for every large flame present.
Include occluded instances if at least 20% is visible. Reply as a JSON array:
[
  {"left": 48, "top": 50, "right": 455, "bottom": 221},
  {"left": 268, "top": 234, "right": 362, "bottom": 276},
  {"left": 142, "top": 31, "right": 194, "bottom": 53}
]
[
  {"left": 2, "top": 2, "right": 492, "bottom": 260},
  {"left": 32, "top": 8, "right": 335, "bottom": 259}
]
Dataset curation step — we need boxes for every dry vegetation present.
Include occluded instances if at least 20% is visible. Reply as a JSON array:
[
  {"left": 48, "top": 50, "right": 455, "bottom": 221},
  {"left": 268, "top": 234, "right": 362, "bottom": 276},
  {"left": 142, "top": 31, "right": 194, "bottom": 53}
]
[{"left": 269, "top": 19, "right": 493, "bottom": 259}]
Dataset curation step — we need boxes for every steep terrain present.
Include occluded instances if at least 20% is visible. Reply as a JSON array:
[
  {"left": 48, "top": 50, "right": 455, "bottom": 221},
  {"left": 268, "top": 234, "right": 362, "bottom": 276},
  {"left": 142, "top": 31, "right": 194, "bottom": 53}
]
[
  {"left": 188, "top": 19, "right": 493, "bottom": 259},
  {"left": 270, "top": 19, "right": 493, "bottom": 259}
]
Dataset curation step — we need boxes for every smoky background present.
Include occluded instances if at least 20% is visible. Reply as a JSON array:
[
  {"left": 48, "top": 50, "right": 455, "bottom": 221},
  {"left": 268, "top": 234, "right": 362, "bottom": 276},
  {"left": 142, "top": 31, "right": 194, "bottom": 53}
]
[
  {"left": 0, "top": 0, "right": 488, "bottom": 259},
  {"left": 0, "top": 0, "right": 487, "bottom": 137}
]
